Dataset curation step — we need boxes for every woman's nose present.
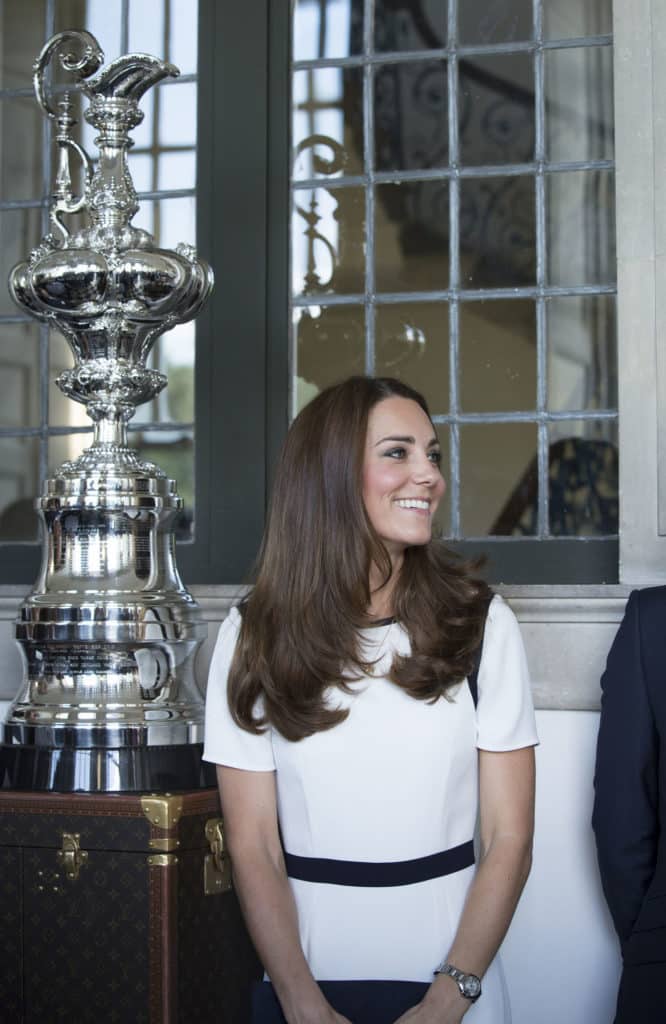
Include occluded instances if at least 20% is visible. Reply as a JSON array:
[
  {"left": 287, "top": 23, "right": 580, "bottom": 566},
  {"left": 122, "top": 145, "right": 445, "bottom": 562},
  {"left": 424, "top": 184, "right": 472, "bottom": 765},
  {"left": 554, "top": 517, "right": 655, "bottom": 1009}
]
[{"left": 412, "top": 454, "right": 437, "bottom": 483}]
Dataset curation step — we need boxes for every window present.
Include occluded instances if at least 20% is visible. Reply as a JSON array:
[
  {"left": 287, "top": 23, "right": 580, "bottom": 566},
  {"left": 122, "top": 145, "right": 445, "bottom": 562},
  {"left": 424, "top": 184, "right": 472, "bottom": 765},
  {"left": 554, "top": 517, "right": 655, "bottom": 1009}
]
[
  {"left": 0, "top": 0, "right": 626, "bottom": 585},
  {"left": 290, "top": 0, "right": 617, "bottom": 583}
]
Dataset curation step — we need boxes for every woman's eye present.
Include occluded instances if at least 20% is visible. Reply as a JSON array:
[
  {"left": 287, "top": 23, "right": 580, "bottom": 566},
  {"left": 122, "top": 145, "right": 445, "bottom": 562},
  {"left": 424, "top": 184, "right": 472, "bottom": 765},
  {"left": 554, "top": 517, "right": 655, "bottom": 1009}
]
[
  {"left": 384, "top": 447, "right": 406, "bottom": 459},
  {"left": 428, "top": 450, "right": 443, "bottom": 465}
]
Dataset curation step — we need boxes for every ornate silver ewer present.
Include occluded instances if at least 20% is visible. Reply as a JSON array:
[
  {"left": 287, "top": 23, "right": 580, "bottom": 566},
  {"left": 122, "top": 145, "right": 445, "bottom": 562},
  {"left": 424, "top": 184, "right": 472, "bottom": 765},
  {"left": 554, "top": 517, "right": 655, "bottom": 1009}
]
[{"left": 2, "top": 31, "right": 214, "bottom": 792}]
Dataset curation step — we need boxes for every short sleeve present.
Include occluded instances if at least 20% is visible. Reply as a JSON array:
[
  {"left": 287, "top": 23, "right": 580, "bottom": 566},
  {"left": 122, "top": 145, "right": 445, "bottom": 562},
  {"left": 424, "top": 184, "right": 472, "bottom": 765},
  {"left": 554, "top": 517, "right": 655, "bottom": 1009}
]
[
  {"left": 475, "top": 594, "right": 539, "bottom": 751},
  {"left": 202, "top": 606, "right": 276, "bottom": 771}
]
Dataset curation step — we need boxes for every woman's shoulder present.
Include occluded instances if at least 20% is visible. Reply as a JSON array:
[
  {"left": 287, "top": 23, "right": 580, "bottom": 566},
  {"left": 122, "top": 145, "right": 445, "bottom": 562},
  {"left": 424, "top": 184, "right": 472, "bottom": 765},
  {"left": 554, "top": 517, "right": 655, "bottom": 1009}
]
[
  {"left": 210, "top": 604, "right": 243, "bottom": 661},
  {"left": 483, "top": 592, "right": 521, "bottom": 630}
]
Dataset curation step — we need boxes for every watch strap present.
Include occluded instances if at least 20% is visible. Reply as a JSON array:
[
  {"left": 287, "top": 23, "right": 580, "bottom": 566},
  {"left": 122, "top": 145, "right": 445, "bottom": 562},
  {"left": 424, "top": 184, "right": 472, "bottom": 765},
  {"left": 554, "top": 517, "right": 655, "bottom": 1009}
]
[{"left": 433, "top": 961, "right": 482, "bottom": 1002}]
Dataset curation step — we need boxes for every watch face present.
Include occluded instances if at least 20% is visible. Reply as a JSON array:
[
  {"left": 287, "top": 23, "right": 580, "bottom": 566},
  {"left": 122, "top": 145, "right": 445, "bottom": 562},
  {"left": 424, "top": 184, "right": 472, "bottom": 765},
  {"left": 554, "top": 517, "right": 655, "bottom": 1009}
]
[{"left": 461, "top": 974, "right": 481, "bottom": 999}]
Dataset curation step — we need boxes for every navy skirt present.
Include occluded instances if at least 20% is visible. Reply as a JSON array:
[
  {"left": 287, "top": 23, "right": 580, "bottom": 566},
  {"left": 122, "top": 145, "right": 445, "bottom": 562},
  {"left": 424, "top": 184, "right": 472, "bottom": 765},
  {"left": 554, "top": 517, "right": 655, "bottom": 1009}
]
[{"left": 251, "top": 980, "right": 430, "bottom": 1023}]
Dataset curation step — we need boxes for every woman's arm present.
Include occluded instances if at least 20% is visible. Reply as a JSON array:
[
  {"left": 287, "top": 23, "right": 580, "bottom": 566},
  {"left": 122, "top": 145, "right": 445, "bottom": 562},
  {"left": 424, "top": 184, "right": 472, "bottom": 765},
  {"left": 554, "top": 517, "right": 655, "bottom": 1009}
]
[
  {"left": 217, "top": 765, "right": 351, "bottom": 1024},
  {"left": 396, "top": 745, "right": 536, "bottom": 1024}
]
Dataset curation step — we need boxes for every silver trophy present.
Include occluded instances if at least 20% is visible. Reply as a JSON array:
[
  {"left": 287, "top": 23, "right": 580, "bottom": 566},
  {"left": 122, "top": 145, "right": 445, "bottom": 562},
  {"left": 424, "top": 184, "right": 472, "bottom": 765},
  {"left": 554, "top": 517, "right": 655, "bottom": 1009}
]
[{"left": 2, "top": 31, "right": 214, "bottom": 792}]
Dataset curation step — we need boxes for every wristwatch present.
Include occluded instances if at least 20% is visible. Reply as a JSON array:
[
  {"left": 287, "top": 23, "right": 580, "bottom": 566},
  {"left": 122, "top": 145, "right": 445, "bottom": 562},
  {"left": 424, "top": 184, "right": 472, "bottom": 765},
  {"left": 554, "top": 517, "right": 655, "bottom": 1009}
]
[{"left": 433, "top": 961, "right": 482, "bottom": 1002}]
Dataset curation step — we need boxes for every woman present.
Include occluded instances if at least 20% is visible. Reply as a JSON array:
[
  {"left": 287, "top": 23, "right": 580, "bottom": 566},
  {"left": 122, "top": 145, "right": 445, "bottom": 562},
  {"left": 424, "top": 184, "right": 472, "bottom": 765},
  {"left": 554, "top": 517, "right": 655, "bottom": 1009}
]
[{"left": 204, "top": 376, "right": 537, "bottom": 1024}]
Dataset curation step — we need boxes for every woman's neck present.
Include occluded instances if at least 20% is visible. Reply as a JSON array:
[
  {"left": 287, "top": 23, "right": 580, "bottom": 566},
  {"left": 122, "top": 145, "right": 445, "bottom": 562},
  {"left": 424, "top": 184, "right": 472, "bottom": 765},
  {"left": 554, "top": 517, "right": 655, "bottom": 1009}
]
[{"left": 367, "top": 555, "right": 403, "bottom": 619}]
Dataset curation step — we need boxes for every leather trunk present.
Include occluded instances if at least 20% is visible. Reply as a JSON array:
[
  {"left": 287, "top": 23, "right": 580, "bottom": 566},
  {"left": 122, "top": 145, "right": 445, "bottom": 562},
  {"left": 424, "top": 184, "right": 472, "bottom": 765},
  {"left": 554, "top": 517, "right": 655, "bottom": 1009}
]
[{"left": 0, "top": 788, "right": 261, "bottom": 1023}]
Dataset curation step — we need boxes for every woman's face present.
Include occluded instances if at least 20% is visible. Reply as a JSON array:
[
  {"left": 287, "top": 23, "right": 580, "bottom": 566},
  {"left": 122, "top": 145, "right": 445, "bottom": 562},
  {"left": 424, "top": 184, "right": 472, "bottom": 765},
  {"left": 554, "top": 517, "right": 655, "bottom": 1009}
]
[{"left": 361, "top": 396, "right": 445, "bottom": 564}]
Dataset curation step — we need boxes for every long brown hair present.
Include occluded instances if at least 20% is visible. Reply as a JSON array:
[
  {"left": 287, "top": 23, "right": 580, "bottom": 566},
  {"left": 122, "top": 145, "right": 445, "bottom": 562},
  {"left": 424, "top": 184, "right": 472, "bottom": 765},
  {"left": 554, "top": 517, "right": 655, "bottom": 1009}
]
[{"left": 228, "top": 376, "right": 491, "bottom": 740}]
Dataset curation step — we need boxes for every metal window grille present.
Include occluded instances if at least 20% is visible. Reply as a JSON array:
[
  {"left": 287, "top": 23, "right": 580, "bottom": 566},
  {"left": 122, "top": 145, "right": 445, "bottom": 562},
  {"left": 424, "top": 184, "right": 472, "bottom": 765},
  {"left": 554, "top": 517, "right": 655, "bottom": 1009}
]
[
  {"left": 0, "top": 0, "right": 198, "bottom": 528},
  {"left": 290, "top": 0, "right": 617, "bottom": 543}
]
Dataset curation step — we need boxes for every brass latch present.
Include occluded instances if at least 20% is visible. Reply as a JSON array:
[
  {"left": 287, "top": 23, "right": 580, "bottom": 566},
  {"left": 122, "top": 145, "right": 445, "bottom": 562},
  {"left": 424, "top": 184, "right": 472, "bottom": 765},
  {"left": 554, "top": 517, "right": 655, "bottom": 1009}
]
[
  {"left": 204, "top": 817, "right": 232, "bottom": 895},
  {"left": 57, "top": 832, "right": 88, "bottom": 881}
]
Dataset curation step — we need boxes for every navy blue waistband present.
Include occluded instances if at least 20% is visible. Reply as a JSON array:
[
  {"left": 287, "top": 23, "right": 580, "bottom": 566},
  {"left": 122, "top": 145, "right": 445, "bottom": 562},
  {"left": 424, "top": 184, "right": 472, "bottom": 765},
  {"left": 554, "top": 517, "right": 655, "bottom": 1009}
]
[{"left": 284, "top": 839, "right": 475, "bottom": 887}]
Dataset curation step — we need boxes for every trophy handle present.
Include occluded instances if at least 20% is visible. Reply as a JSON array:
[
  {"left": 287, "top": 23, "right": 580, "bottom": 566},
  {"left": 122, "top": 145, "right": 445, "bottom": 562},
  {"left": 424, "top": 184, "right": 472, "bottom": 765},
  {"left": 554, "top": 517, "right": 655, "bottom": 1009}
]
[
  {"left": 33, "top": 31, "right": 102, "bottom": 237},
  {"left": 33, "top": 30, "right": 104, "bottom": 118}
]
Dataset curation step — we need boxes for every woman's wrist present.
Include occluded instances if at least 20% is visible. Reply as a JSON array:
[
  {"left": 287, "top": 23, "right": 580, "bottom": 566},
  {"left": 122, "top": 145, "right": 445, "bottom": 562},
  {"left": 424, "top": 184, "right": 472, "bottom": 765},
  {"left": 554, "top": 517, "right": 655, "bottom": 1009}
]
[
  {"left": 278, "top": 980, "right": 331, "bottom": 1024},
  {"left": 423, "top": 973, "right": 472, "bottom": 1020}
]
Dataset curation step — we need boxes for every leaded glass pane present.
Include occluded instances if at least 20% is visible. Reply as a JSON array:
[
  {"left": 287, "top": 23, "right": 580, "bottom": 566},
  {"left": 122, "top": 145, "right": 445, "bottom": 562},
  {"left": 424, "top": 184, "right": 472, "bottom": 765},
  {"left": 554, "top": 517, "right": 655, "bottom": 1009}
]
[
  {"left": 0, "top": 437, "right": 40, "bottom": 541},
  {"left": 293, "top": 68, "right": 364, "bottom": 180},
  {"left": 458, "top": 0, "right": 532, "bottom": 44},
  {"left": 374, "top": 1, "right": 447, "bottom": 53},
  {"left": 375, "top": 182, "right": 449, "bottom": 293},
  {"left": 545, "top": 46, "right": 614, "bottom": 163},
  {"left": 460, "top": 301, "right": 536, "bottom": 413},
  {"left": 292, "top": 187, "right": 366, "bottom": 297},
  {"left": 459, "top": 55, "right": 535, "bottom": 166},
  {"left": 460, "top": 176, "right": 536, "bottom": 288},
  {"left": 460, "top": 423, "right": 538, "bottom": 537},
  {"left": 374, "top": 61, "right": 448, "bottom": 172},
  {"left": 375, "top": 303, "right": 449, "bottom": 414}
]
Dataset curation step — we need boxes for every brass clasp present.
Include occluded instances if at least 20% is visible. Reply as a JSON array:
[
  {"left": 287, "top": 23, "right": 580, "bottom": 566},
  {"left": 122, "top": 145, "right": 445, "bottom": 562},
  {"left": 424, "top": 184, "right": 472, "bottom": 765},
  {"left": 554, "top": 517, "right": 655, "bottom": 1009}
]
[
  {"left": 204, "top": 817, "right": 232, "bottom": 895},
  {"left": 57, "top": 832, "right": 88, "bottom": 881}
]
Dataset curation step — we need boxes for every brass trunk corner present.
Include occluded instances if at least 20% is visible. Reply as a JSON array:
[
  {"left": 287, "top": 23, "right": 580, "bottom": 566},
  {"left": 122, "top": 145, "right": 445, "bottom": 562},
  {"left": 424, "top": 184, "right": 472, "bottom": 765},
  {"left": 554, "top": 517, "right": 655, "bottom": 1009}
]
[{"left": 141, "top": 794, "right": 184, "bottom": 831}]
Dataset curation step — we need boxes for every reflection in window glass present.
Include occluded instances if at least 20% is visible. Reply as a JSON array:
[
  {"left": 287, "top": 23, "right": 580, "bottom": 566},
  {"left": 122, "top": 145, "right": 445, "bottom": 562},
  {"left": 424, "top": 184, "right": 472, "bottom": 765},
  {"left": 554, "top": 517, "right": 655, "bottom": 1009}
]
[
  {"left": 545, "top": 47, "right": 614, "bottom": 163},
  {"left": 547, "top": 420, "right": 618, "bottom": 536},
  {"left": 375, "top": 303, "right": 449, "bottom": 415},
  {"left": 374, "top": 61, "right": 448, "bottom": 172},
  {"left": 0, "top": 324, "right": 41, "bottom": 428},
  {"left": 458, "top": 0, "right": 532, "bottom": 45},
  {"left": 289, "top": 0, "right": 618, "bottom": 554},
  {"left": 294, "top": 305, "right": 365, "bottom": 414},
  {"left": 0, "top": 437, "right": 40, "bottom": 541},
  {"left": 293, "top": 68, "right": 363, "bottom": 180},
  {"left": 292, "top": 187, "right": 366, "bottom": 297},
  {"left": 461, "top": 423, "right": 538, "bottom": 537},
  {"left": 375, "top": 182, "right": 449, "bottom": 293},
  {"left": 459, "top": 55, "right": 534, "bottom": 167},
  {"left": 543, "top": 0, "right": 612, "bottom": 40},
  {"left": 374, "top": 0, "right": 446, "bottom": 52},
  {"left": 546, "top": 170, "right": 615, "bottom": 287},
  {"left": 293, "top": 0, "right": 361, "bottom": 62},
  {"left": 547, "top": 296, "right": 617, "bottom": 413},
  {"left": 460, "top": 176, "right": 536, "bottom": 289},
  {"left": 460, "top": 301, "right": 536, "bottom": 413}
]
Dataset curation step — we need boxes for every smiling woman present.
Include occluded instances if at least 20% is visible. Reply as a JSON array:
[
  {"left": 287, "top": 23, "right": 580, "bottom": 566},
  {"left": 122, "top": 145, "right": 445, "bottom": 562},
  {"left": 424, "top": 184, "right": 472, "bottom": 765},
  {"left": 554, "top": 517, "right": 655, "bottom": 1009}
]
[
  {"left": 203, "top": 375, "right": 538, "bottom": 1024},
  {"left": 362, "top": 395, "right": 446, "bottom": 588}
]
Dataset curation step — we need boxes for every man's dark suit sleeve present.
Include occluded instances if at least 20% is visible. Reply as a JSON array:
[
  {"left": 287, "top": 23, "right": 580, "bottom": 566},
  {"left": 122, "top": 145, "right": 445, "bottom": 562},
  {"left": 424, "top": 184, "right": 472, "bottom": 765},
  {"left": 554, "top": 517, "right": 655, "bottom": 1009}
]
[{"left": 592, "top": 590, "right": 659, "bottom": 948}]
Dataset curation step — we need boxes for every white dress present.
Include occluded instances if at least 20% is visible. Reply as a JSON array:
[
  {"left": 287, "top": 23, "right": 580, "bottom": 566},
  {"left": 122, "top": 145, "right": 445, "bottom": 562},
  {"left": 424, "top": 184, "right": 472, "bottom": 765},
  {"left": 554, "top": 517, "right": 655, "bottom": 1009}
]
[{"left": 203, "top": 594, "right": 538, "bottom": 1024}]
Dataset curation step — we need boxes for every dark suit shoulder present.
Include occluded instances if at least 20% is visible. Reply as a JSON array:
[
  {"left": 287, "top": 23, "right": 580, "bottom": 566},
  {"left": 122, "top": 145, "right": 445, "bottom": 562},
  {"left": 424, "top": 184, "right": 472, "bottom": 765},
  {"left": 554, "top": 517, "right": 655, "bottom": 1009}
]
[{"left": 631, "top": 585, "right": 666, "bottom": 617}]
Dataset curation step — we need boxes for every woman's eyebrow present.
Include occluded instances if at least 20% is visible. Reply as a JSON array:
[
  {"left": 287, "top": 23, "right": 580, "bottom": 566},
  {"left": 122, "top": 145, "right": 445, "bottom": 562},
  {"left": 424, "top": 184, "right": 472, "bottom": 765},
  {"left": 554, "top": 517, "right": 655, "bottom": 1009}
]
[
  {"left": 373, "top": 435, "right": 440, "bottom": 447},
  {"left": 374, "top": 434, "right": 414, "bottom": 446}
]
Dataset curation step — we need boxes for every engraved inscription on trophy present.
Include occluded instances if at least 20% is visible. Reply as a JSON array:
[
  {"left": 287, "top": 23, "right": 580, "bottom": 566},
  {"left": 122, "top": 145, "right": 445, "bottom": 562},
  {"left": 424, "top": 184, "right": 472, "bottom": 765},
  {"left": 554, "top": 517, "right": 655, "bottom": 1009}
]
[{"left": 2, "top": 31, "right": 214, "bottom": 791}]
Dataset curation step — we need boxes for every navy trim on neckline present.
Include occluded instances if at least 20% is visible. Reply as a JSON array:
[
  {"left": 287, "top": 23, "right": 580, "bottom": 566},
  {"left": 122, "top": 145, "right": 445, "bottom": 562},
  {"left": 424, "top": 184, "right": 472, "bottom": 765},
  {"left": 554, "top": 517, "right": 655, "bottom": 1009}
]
[{"left": 365, "top": 616, "right": 396, "bottom": 628}]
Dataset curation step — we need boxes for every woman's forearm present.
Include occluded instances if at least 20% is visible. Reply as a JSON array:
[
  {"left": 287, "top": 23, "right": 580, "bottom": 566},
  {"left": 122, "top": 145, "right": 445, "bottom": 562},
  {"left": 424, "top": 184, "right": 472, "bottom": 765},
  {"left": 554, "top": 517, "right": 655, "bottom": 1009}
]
[
  {"left": 229, "top": 846, "right": 329, "bottom": 1024},
  {"left": 446, "top": 833, "right": 532, "bottom": 973},
  {"left": 423, "top": 834, "right": 533, "bottom": 1018}
]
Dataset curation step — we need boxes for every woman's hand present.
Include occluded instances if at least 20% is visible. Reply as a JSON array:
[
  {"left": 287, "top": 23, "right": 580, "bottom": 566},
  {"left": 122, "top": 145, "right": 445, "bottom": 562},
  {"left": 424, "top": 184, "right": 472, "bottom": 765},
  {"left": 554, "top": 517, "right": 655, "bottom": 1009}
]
[
  {"left": 289, "top": 1007, "right": 352, "bottom": 1024},
  {"left": 391, "top": 1001, "right": 466, "bottom": 1024},
  {"left": 391, "top": 976, "right": 470, "bottom": 1024}
]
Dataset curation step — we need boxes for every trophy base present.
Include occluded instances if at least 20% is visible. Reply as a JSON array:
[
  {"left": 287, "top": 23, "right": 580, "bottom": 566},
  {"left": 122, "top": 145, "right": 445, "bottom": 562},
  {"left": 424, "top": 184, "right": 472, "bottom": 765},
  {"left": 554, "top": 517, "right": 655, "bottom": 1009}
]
[{"left": 2, "top": 742, "right": 216, "bottom": 793}]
